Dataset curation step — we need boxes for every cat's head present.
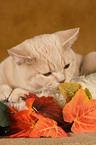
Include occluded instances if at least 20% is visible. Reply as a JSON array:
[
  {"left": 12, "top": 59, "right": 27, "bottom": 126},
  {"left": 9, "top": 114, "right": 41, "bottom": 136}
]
[{"left": 8, "top": 28, "right": 79, "bottom": 92}]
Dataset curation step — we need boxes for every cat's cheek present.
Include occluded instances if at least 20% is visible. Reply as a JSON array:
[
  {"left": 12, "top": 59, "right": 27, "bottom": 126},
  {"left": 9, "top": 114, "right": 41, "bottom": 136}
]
[
  {"left": 27, "top": 76, "right": 44, "bottom": 90},
  {"left": 27, "top": 75, "right": 58, "bottom": 91},
  {"left": 38, "top": 75, "right": 59, "bottom": 89},
  {"left": 28, "top": 79, "right": 43, "bottom": 91}
]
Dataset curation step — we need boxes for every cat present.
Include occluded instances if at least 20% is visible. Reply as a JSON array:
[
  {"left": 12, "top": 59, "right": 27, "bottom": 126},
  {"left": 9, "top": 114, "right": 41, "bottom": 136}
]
[
  {"left": 0, "top": 28, "right": 95, "bottom": 110},
  {"left": 80, "top": 51, "right": 96, "bottom": 75}
]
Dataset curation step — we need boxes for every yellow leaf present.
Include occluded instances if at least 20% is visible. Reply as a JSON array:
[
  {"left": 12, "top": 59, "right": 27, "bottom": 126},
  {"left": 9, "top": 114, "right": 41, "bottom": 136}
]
[{"left": 59, "top": 83, "right": 82, "bottom": 103}]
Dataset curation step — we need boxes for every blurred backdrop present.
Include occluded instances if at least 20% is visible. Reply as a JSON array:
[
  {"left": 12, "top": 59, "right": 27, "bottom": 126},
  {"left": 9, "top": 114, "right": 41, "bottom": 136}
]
[{"left": 0, "top": 0, "right": 96, "bottom": 61}]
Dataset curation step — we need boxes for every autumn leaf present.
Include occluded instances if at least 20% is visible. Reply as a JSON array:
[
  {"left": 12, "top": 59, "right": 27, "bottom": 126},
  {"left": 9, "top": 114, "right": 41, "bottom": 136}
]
[
  {"left": 29, "top": 112, "right": 68, "bottom": 138},
  {"left": 22, "top": 93, "right": 63, "bottom": 123},
  {"left": 59, "top": 83, "right": 82, "bottom": 103},
  {"left": 8, "top": 102, "right": 37, "bottom": 137},
  {"left": 63, "top": 88, "right": 96, "bottom": 133},
  {"left": 8, "top": 98, "right": 67, "bottom": 138},
  {"left": 84, "top": 88, "right": 92, "bottom": 99}
]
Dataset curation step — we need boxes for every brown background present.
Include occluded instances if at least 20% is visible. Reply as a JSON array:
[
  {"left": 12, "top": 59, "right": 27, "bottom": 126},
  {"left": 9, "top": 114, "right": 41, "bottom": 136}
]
[
  {"left": 0, "top": 0, "right": 96, "bottom": 62},
  {"left": 0, "top": 0, "right": 96, "bottom": 144}
]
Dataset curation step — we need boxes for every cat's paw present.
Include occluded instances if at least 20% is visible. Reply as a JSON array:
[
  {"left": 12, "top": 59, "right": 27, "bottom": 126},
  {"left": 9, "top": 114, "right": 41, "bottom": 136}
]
[
  {"left": 0, "top": 84, "right": 12, "bottom": 101},
  {"left": 5, "top": 101, "right": 27, "bottom": 112},
  {"left": 80, "top": 51, "right": 96, "bottom": 75},
  {"left": 8, "top": 88, "right": 29, "bottom": 102}
]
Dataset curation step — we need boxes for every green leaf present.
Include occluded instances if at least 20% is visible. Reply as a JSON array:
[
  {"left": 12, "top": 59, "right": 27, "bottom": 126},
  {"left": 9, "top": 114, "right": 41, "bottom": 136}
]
[
  {"left": 59, "top": 83, "right": 82, "bottom": 103},
  {"left": 0, "top": 102, "right": 10, "bottom": 127},
  {"left": 84, "top": 88, "right": 92, "bottom": 99}
]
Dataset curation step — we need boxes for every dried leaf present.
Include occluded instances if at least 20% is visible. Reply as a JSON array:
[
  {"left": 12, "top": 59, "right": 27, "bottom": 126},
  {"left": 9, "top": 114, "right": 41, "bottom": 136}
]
[
  {"left": 84, "top": 88, "right": 92, "bottom": 99},
  {"left": 23, "top": 93, "right": 63, "bottom": 123},
  {"left": 59, "top": 83, "right": 82, "bottom": 103},
  {"left": 63, "top": 88, "right": 96, "bottom": 133},
  {"left": 25, "top": 98, "right": 35, "bottom": 110},
  {"left": 30, "top": 112, "right": 68, "bottom": 138},
  {"left": 8, "top": 99, "right": 67, "bottom": 138},
  {"left": 8, "top": 105, "right": 37, "bottom": 137}
]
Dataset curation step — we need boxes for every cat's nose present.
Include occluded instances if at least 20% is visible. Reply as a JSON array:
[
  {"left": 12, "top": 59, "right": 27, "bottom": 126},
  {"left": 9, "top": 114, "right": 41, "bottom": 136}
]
[{"left": 53, "top": 72, "right": 65, "bottom": 83}]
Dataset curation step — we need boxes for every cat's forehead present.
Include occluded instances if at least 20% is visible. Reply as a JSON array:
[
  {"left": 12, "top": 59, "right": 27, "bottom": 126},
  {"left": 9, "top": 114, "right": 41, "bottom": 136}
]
[
  {"left": 24, "top": 34, "right": 64, "bottom": 71},
  {"left": 29, "top": 34, "right": 64, "bottom": 65},
  {"left": 27, "top": 34, "right": 63, "bottom": 58},
  {"left": 27, "top": 33, "right": 62, "bottom": 52}
]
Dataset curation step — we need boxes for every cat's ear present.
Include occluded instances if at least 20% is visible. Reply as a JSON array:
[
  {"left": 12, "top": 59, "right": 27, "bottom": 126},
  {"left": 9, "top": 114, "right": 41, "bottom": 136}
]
[
  {"left": 55, "top": 28, "right": 79, "bottom": 47},
  {"left": 8, "top": 48, "right": 36, "bottom": 65}
]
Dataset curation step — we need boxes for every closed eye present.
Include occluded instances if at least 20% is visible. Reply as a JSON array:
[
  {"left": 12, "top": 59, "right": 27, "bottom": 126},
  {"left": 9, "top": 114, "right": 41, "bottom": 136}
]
[
  {"left": 64, "top": 63, "right": 70, "bottom": 69},
  {"left": 42, "top": 72, "right": 52, "bottom": 76}
]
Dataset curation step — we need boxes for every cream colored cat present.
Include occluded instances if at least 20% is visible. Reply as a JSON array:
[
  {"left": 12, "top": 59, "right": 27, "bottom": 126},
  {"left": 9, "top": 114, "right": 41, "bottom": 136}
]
[{"left": 0, "top": 28, "right": 96, "bottom": 110}]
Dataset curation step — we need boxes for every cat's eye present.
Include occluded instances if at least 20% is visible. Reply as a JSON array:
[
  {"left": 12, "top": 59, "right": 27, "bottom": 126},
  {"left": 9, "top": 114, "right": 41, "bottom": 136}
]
[
  {"left": 43, "top": 72, "right": 52, "bottom": 76},
  {"left": 64, "top": 63, "right": 70, "bottom": 69}
]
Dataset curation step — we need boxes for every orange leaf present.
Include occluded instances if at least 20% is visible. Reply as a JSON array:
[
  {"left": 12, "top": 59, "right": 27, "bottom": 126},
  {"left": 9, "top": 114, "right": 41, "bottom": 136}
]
[
  {"left": 8, "top": 106, "right": 37, "bottom": 137},
  {"left": 63, "top": 88, "right": 96, "bottom": 133},
  {"left": 9, "top": 128, "right": 32, "bottom": 138},
  {"left": 25, "top": 98, "right": 35, "bottom": 109},
  {"left": 30, "top": 112, "right": 68, "bottom": 138}
]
